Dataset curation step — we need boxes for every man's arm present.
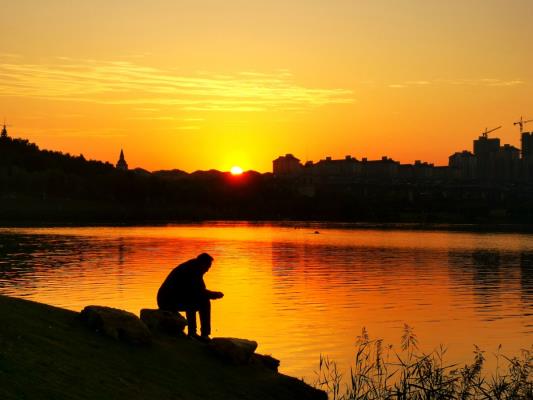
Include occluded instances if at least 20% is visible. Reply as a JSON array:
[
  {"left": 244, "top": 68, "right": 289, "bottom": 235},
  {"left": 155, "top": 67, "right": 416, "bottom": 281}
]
[
  {"left": 197, "top": 275, "right": 223, "bottom": 300},
  {"left": 205, "top": 290, "right": 224, "bottom": 299}
]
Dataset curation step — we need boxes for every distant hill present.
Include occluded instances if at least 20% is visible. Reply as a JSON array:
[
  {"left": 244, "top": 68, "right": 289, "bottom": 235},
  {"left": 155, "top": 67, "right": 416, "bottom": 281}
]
[{"left": 152, "top": 169, "right": 188, "bottom": 180}]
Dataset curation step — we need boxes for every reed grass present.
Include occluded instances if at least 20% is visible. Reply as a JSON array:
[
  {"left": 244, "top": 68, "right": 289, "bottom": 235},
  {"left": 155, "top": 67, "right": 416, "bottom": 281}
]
[{"left": 314, "top": 325, "right": 532, "bottom": 400}]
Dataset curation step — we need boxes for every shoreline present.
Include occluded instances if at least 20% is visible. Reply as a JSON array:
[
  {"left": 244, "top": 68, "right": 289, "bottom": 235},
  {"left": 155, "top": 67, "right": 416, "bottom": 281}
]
[{"left": 2, "top": 219, "right": 533, "bottom": 234}]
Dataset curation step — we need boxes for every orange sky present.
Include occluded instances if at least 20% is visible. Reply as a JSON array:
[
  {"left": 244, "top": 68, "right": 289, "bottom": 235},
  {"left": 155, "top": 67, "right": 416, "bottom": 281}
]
[{"left": 1, "top": 0, "right": 532, "bottom": 172}]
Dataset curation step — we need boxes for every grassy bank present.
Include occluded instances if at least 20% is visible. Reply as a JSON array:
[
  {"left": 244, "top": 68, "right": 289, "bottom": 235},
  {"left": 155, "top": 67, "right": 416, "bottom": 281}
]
[{"left": 0, "top": 295, "right": 324, "bottom": 400}]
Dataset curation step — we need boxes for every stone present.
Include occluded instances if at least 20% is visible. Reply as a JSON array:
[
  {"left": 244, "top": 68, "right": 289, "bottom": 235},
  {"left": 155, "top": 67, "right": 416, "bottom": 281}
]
[
  {"left": 251, "top": 353, "right": 280, "bottom": 372},
  {"left": 80, "top": 305, "right": 151, "bottom": 345},
  {"left": 210, "top": 337, "right": 258, "bottom": 365},
  {"left": 140, "top": 308, "right": 187, "bottom": 336},
  {"left": 286, "top": 382, "right": 328, "bottom": 400}
]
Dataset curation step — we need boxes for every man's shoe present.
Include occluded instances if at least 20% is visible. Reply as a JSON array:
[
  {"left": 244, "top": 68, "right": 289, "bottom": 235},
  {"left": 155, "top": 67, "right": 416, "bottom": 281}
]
[
  {"left": 188, "top": 333, "right": 211, "bottom": 343},
  {"left": 198, "top": 334, "right": 211, "bottom": 343}
]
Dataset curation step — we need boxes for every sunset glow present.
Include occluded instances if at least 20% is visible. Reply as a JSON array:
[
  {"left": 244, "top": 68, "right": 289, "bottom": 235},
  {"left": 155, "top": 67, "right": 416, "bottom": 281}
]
[
  {"left": 1, "top": 1, "right": 532, "bottom": 172},
  {"left": 2, "top": 3, "right": 532, "bottom": 398}
]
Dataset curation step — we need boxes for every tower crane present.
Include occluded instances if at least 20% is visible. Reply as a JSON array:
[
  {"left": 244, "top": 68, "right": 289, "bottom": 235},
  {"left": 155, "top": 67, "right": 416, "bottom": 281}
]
[
  {"left": 514, "top": 116, "right": 533, "bottom": 134},
  {"left": 481, "top": 125, "right": 501, "bottom": 138}
]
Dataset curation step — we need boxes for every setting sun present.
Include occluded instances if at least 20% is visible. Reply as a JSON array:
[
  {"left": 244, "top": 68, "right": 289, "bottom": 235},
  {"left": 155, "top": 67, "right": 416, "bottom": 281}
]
[{"left": 230, "top": 166, "right": 243, "bottom": 175}]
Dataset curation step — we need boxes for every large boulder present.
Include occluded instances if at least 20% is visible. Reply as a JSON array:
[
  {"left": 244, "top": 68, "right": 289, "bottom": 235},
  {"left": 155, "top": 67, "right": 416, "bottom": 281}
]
[
  {"left": 140, "top": 309, "right": 187, "bottom": 336},
  {"left": 80, "top": 305, "right": 151, "bottom": 345},
  {"left": 210, "top": 337, "right": 258, "bottom": 365},
  {"left": 251, "top": 353, "right": 280, "bottom": 372}
]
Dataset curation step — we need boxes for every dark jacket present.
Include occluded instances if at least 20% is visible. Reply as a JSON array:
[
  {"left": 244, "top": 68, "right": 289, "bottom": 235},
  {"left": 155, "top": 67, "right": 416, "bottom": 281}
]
[{"left": 157, "top": 258, "right": 215, "bottom": 310}]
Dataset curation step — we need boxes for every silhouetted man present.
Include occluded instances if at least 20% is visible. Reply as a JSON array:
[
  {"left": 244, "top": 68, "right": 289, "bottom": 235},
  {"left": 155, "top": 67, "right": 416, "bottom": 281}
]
[{"left": 157, "top": 253, "right": 223, "bottom": 341}]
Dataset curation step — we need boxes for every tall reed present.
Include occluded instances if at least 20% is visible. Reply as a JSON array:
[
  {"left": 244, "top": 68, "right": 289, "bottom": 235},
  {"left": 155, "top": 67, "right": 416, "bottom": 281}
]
[{"left": 314, "top": 325, "right": 532, "bottom": 400}]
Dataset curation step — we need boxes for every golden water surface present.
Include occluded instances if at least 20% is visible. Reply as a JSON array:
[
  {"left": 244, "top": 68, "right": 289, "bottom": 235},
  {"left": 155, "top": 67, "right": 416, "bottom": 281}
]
[{"left": 0, "top": 223, "right": 531, "bottom": 380}]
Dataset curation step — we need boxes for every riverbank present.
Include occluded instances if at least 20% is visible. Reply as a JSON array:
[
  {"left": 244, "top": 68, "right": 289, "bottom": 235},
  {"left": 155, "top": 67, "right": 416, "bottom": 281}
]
[{"left": 0, "top": 295, "right": 325, "bottom": 400}]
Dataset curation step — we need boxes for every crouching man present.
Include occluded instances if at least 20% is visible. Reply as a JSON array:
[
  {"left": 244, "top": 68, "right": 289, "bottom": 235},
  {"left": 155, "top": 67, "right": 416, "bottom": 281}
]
[{"left": 157, "top": 253, "right": 223, "bottom": 342}]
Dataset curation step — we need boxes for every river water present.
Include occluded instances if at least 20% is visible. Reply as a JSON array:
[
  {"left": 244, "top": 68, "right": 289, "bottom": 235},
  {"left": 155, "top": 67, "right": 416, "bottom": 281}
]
[{"left": 0, "top": 223, "right": 531, "bottom": 380}]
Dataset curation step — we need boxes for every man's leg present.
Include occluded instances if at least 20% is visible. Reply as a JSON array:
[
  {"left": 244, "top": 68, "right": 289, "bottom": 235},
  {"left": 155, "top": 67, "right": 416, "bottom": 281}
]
[
  {"left": 198, "top": 298, "right": 211, "bottom": 337},
  {"left": 185, "top": 309, "right": 197, "bottom": 336}
]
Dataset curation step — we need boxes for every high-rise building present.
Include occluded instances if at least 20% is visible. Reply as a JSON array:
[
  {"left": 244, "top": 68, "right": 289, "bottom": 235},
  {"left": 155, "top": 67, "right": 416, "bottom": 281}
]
[
  {"left": 522, "top": 132, "right": 533, "bottom": 160},
  {"left": 473, "top": 136, "right": 500, "bottom": 157},
  {"left": 494, "top": 144, "right": 520, "bottom": 181},
  {"left": 521, "top": 132, "right": 533, "bottom": 181},
  {"left": 473, "top": 136, "right": 500, "bottom": 180}
]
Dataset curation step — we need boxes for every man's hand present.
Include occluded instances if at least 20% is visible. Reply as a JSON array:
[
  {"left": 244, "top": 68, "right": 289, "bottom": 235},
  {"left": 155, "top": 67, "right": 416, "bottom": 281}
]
[{"left": 211, "top": 291, "right": 224, "bottom": 299}]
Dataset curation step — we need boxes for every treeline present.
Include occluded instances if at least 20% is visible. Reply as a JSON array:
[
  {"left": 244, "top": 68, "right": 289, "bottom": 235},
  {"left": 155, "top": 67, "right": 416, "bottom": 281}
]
[
  {"left": 0, "top": 136, "right": 286, "bottom": 222},
  {"left": 1, "top": 135, "right": 533, "bottom": 224}
]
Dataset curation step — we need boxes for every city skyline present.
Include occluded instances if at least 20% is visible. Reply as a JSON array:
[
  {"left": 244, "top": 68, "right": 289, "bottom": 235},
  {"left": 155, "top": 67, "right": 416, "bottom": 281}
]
[
  {"left": 2, "top": 119, "right": 531, "bottom": 175},
  {"left": 1, "top": 1, "right": 532, "bottom": 172}
]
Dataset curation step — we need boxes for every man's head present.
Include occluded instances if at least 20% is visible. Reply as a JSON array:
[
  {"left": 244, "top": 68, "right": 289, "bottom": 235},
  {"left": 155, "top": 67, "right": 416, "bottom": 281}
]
[{"left": 196, "top": 253, "right": 214, "bottom": 273}]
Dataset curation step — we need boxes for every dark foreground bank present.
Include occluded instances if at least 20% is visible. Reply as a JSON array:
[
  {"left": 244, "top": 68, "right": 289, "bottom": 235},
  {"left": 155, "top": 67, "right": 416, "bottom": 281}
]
[{"left": 0, "top": 295, "right": 325, "bottom": 400}]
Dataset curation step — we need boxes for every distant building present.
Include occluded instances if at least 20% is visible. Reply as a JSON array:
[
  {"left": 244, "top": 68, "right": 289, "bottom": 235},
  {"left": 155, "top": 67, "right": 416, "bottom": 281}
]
[
  {"left": 449, "top": 132, "right": 523, "bottom": 182},
  {"left": 473, "top": 136, "right": 500, "bottom": 156},
  {"left": 272, "top": 154, "right": 406, "bottom": 182},
  {"left": 494, "top": 144, "right": 520, "bottom": 181},
  {"left": 432, "top": 165, "right": 450, "bottom": 180},
  {"left": 271, "top": 126, "right": 533, "bottom": 185},
  {"left": 449, "top": 151, "right": 477, "bottom": 180},
  {"left": 399, "top": 160, "right": 435, "bottom": 181},
  {"left": 414, "top": 160, "right": 435, "bottom": 179},
  {"left": 311, "top": 155, "right": 360, "bottom": 179},
  {"left": 521, "top": 132, "right": 533, "bottom": 180},
  {"left": 273, "top": 154, "right": 302, "bottom": 176},
  {"left": 361, "top": 156, "right": 399, "bottom": 180},
  {"left": 522, "top": 132, "right": 533, "bottom": 160},
  {"left": 473, "top": 136, "right": 500, "bottom": 180},
  {"left": 116, "top": 149, "right": 128, "bottom": 171}
]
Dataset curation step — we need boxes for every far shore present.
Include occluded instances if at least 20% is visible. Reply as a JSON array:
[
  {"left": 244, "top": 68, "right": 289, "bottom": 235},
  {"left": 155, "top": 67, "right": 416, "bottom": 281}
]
[{"left": 2, "top": 219, "right": 533, "bottom": 234}]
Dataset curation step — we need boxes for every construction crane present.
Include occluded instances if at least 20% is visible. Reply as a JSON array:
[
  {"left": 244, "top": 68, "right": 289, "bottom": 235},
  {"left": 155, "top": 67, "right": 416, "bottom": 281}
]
[
  {"left": 481, "top": 125, "right": 501, "bottom": 138},
  {"left": 514, "top": 116, "right": 533, "bottom": 134}
]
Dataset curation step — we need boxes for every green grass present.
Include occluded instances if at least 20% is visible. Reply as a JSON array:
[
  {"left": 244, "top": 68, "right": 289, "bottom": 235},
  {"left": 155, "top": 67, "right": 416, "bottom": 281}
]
[
  {"left": 314, "top": 325, "right": 532, "bottom": 400},
  {"left": 0, "top": 295, "right": 324, "bottom": 400}
]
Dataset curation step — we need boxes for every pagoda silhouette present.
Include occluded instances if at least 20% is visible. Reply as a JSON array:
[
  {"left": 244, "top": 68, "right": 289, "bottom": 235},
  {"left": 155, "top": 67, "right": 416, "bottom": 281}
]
[{"left": 116, "top": 149, "right": 128, "bottom": 171}]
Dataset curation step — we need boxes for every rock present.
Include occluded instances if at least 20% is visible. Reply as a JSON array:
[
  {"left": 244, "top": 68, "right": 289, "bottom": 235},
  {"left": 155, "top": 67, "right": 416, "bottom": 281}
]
[
  {"left": 140, "top": 309, "right": 187, "bottom": 336},
  {"left": 210, "top": 337, "right": 258, "bottom": 365},
  {"left": 251, "top": 353, "right": 280, "bottom": 372},
  {"left": 285, "top": 381, "right": 328, "bottom": 400},
  {"left": 80, "top": 305, "right": 151, "bottom": 345}
]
